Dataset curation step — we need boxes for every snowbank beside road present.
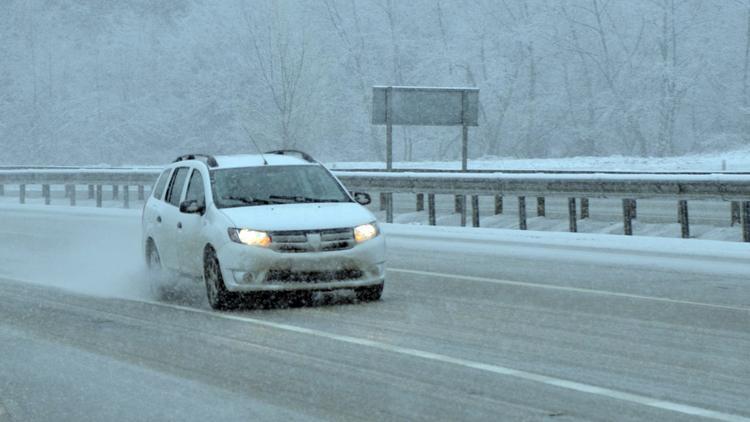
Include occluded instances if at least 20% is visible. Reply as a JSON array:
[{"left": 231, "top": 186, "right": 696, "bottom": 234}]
[
  {"left": 384, "top": 223, "right": 750, "bottom": 261},
  {"left": 384, "top": 223, "right": 750, "bottom": 280}
]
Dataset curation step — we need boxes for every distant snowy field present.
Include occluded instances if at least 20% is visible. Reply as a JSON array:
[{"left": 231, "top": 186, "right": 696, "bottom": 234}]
[{"left": 329, "top": 149, "right": 750, "bottom": 172}]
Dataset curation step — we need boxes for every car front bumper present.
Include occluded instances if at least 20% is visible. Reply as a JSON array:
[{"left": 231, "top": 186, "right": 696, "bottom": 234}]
[{"left": 215, "top": 235, "right": 386, "bottom": 292}]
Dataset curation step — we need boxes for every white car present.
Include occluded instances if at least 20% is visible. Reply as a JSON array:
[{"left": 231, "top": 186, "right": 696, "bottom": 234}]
[{"left": 141, "top": 150, "right": 385, "bottom": 310}]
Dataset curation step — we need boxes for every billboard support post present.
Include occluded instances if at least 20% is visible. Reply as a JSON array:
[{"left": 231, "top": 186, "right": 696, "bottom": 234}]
[
  {"left": 373, "top": 86, "right": 479, "bottom": 225},
  {"left": 372, "top": 86, "right": 479, "bottom": 169},
  {"left": 385, "top": 87, "right": 393, "bottom": 171},
  {"left": 461, "top": 90, "right": 469, "bottom": 171}
]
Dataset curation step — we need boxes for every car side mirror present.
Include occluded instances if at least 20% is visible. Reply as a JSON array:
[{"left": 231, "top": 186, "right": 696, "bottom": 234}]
[
  {"left": 352, "top": 192, "right": 371, "bottom": 206},
  {"left": 179, "top": 199, "right": 205, "bottom": 215}
]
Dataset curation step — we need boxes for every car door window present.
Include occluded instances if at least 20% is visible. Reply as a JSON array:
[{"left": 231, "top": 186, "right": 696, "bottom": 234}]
[
  {"left": 152, "top": 169, "right": 172, "bottom": 201},
  {"left": 185, "top": 169, "right": 205, "bottom": 206},
  {"left": 165, "top": 167, "right": 189, "bottom": 207}
]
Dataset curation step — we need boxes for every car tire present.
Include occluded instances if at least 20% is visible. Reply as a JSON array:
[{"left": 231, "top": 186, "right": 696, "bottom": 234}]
[
  {"left": 204, "top": 250, "right": 239, "bottom": 310},
  {"left": 146, "top": 244, "right": 177, "bottom": 300},
  {"left": 355, "top": 282, "right": 384, "bottom": 302}
]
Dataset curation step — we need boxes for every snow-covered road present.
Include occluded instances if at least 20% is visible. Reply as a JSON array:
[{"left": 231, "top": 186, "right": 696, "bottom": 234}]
[{"left": 1, "top": 206, "right": 749, "bottom": 421}]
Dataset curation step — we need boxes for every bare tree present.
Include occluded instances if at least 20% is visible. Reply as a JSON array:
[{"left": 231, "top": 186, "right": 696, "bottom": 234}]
[
  {"left": 376, "top": 0, "right": 417, "bottom": 161},
  {"left": 240, "top": 2, "right": 315, "bottom": 149},
  {"left": 560, "top": 2, "right": 599, "bottom": 155},
  {"left": 468, "top": 0, "right": 536, "bottom": 158},
  {"left": 566, "top": 0, "right": 649, "bottom": 155},
  {"left": 322, "top": 0, "right": 383, "bottom": 159}
]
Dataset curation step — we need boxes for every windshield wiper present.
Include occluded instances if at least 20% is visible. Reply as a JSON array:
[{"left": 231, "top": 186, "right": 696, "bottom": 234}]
[
  {"left": 269, "top": 195, "right": 346, "bottom": 203},
  {"left": 223, "top": 196, "right": 272, "bottom": 206},
  {"left": 313, "top": 198, "right": 349, "bottom": 203}
]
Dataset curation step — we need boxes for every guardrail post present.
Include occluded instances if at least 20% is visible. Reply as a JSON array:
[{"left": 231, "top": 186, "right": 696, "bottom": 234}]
[
  {"left": 19, "top": 184, "right": 25, "bottom": 204},
  {"left": 536, "top": 197, "right": 545, "bottom": 217},
  {"left": 678, "top": 200, "right": 689, "bottom": 238},
  {"left": 88, "top": 184, "right": 94, "bottom": 199},
  {"left": 742, "top": 202, "right": 750, "bottom": 242},
  {"left": 471, "top": 195, "right": 479, "bottom": 227},
  {"left": 518, "top": 196, "right": 527, "bottom": 230},
  {"left": 731, "top": 201, "right": 741, "bottom": 226},
  {"left": 416, "top": 193, "right": 424, "bottom": 211},
  {"left": 42, "top": 184, "right": 50, "bottom": 205},
  {"left": 623, "top": 199, "right": 634, "bottom": 235},
  {"left": 494, "top": 195, "right": 503, "bottom": 214},
  {"left": 631, "top": 199, "right": 637, "bottom": 219},
  {"left": 96, "top": 185, "right": 103, "bottom": 208},
  {"left": 428, "top": 194, "right": 436, "bottom": 226},
  {"left": 568, "top": 198, "right": 577, "bottom": 232},
  {"left": 455, "top": 195, "right": 462, "bottom": 213},
  {"left": 123, "top": 185, "right": 130, "bottom": 208},
  {"left": 68, "top": 185, "right": 76, "bottom": 206},
  {"left": 379, "top": 193, "right": 387, "bottom": 211},
  {"left": 459, "top": 195, "right": 467, "bottom": 226},
  {"left": 112, "top": 184, "right": 119, "bottom": 200},
  {"left": 386, "top": 193, "right": 393, "bottom": 223},
  {"left": 580, "top": 198, "right": 589, "bottom": 219}
]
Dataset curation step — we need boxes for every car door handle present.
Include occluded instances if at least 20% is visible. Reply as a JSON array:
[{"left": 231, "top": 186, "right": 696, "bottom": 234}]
[
  {"left": 156, "top": 216, "right": 162, "bottom": 223},
  {"left": 177, "top": 222, "right": 182, "bottom": 229}
]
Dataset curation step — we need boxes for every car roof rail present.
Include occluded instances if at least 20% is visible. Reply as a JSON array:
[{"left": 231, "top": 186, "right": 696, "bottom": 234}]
[
  {"left": 173, "top": 154, "right": 219, "bottom": 168},
  {"left": 264, "top": 149, "right": 318, "bottom": 164}
]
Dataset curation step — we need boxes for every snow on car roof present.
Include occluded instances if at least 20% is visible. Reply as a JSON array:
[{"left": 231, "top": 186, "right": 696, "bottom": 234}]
[{"left": 212, "top": 154, "right": 313, "bottom": 169}]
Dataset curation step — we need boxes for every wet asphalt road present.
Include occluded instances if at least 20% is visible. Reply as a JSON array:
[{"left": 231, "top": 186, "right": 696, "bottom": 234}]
[{"left": 0, "top": 207, "right": 749, "bottom": 421}]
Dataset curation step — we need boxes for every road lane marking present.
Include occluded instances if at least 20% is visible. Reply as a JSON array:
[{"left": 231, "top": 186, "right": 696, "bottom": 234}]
[
  {"left": 144, "top": 300, "right": 749, "bottom": 422},
  {"left": 388, "top": 267, "right": 750, "bottom": 313}
]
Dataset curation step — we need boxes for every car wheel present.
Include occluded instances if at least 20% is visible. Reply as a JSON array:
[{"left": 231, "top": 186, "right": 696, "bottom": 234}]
[
  {"left": 355, "top": 282, "right": 384, "bottom": 302},
  {"left": 204, "top": 251, "right": 239, "bottom": 310},
  {"left": 146, "top": 244, "right": 176, "bottom": 300}
]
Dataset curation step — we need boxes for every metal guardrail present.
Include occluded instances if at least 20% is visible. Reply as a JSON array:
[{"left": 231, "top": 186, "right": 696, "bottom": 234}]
[
  {"left": 0, "top": 169, "right": 160, "bottom": 208},
  {"left": 334, "top": 171, "right": 750, "bottom": 199},
  {"left": 0, "top": 169, "right": 160, "bottom": 184},
  {"left": 1, "top": 167, "right": 749, "bottom": 241},
  {"left": 334, "top": 171, "right": 750, "bottom": 241}
]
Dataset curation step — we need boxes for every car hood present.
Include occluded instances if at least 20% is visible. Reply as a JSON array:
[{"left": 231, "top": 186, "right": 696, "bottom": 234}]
[{"left": 218, "top": 202, "right": 377, "bottom": 232}]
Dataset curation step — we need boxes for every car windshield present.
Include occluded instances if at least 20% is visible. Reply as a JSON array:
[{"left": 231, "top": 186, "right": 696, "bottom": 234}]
[{"left": 210, "top": 165, "right": 351, "bottom": 208}]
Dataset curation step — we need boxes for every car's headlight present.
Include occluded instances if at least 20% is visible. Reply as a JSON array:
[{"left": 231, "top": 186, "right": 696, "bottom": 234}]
[
  {"left": 353, "top": 222, "right": 379, "bottom": 243},
  {"left": 228, "top": 228, "right": 271, "bottom": 247}
]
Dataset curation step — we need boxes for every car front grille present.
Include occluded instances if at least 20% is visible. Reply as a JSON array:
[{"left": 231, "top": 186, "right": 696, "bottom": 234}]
[
  {"left": 269, "top": 228, "right": 355, "bottom": 253},
  {"left": 265, "top": 269, "right": 364, "bottom": 283}
]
